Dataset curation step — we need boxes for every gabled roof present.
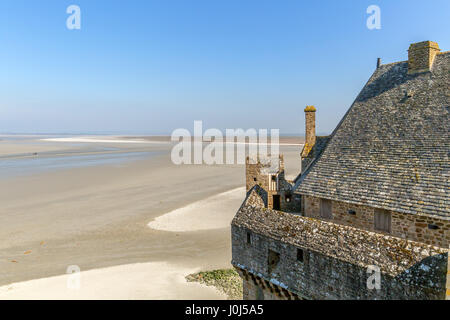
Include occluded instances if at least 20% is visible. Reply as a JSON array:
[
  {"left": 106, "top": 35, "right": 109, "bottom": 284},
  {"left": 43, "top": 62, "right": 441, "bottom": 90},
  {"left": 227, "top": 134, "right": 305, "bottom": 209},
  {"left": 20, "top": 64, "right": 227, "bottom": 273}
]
[{"left": 295, "top": 52, "right": 450, "bottom": 219}]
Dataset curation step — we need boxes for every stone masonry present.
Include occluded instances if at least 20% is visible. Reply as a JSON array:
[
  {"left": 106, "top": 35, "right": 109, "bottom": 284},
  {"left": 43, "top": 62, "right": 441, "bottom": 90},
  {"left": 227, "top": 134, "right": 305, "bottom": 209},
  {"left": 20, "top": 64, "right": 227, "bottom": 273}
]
[
  {"left": 304, "top": 195, "right": 450, "bottom": 248},
  {"left": 245, "top": 155, "right": 300, "bottom": 212},
  {"left": 231, "top": 41, "right": 450, "bottom": 300},
  {"left": 302, "top": 105, "right": 316, "bottom": 158},
  {"left": 232, "top": 204, "right": 448, "bottom": 300},
  {"left": 408, "top": 41, "right": 441, "bottom": 74}
]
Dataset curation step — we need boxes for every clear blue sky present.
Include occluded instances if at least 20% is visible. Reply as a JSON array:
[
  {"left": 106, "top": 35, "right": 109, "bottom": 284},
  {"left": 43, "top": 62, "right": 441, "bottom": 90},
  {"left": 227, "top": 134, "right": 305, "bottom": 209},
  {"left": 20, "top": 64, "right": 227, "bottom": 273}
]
[{"left": 0, "top": 0, "right": 449, "bottom": 135}]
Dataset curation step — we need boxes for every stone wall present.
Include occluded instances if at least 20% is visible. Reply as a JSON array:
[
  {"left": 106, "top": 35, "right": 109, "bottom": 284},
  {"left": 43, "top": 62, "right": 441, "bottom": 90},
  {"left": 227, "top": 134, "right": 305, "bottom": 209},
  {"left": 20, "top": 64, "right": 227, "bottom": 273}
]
[
  {"left": 238, "top": 269, "right": 299, "bottom": 300},
  {"left": 245, "top": 156, "right": 279, "bottom": 210},
  {"left": 278, "top": 177, "right": 301, "bottom": 213},
  {"left": 231, "top": 205, "right": 448, "bottom": 300},
  {"left": 245, "top": 158, "right": 270, "bottom": 193},
  {"left": 303, "top": 195, "right": 450, "bottom": 248},
  {"left": 245, "top": 155, "right": 300, "bottom": 212},
  {"left": 232, "top": 226, "right": 448, "bottom": 300},
  {"left": 233, "top": 233, "right": 447, "bottom": 300}
]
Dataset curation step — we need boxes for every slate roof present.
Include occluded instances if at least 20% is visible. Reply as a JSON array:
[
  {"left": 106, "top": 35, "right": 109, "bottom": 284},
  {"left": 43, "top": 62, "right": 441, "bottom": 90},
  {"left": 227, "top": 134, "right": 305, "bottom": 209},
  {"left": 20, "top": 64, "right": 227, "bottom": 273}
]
[
  {"left": 232, "top": 203, "right": 447, "bottom": 277},
  {"left": 296, "top": 136, "right": 330, "bottom": 181},
  {"left": 295, "top": 52, "right": 450, "bottom": 219}
]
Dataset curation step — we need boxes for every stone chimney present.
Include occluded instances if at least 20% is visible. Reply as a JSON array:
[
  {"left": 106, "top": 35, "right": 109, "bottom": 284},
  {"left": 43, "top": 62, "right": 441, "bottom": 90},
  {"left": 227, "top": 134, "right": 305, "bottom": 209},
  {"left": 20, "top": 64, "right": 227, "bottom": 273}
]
[
  {"left": 408, "top": 41, "right": 440, "bottom": 74},
  {"left": 303, "top": 105, "right": 316, "bottom": 154}
]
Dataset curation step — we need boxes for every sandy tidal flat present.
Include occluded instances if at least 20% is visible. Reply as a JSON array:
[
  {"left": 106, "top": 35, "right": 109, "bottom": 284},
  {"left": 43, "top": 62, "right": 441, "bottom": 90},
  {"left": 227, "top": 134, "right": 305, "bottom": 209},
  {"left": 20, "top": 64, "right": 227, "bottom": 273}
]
[
  {"left": 148, "top": 187, "right": 245, "bottom": 232},
  {"left": 0, "top": 262, "right": 226, "bottom": 300},
  {"left": 0, "top": 135, "right": 302, "bottom": 299},
  {"left": 0, "top": 182, "right": 245, "bottom": 299}
]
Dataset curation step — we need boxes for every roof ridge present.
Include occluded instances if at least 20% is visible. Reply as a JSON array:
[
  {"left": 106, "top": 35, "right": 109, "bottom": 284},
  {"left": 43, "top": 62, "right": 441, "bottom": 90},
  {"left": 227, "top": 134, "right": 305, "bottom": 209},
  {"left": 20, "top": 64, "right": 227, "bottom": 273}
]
[
  {"left": 295, "top": 52, "right": 449, "bottom": 218},
  {"left": 293, "top": 66, "right": 383, "bottom": 190},
  {"left": 380, "top": 60, "right": 407, "bottom": 67}
]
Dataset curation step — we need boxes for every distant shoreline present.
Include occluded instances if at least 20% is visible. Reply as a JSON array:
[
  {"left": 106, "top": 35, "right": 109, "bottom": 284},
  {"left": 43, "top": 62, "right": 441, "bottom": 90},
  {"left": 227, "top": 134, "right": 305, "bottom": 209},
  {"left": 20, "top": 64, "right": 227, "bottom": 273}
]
[
  {"left": 0, "top": 137, "right": 301, "bottom": 299},
  {"left": 40, "top": 135, "right": 305, "bottom": 145}
]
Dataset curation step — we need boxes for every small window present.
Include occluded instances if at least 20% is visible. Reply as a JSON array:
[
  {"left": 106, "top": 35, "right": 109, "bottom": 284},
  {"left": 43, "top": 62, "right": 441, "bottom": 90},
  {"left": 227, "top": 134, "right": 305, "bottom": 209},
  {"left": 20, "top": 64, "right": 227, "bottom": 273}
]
[
  {"left": 271, "top": 175, "right": 277, "bottom": 182},
  {"left": 374, "top": 209, "right": 391, "bottom": 233},
  {"left": 253, "top": 177, "right": 257, "bottom": 182},
  {"left": 320, "top": 199, "right": 332, "bottom": 219},
  {"left": 348, "top": 210, "right": 356, "bottom": 215},
  {"left": 297, "top": 249, "right": 304, "bottom": 262},
  {"left": 428, "top": 224, "right": 439, "bottom": 230},
  {"left": 246, "top": 232, "right": 251, "bottom": 244}
]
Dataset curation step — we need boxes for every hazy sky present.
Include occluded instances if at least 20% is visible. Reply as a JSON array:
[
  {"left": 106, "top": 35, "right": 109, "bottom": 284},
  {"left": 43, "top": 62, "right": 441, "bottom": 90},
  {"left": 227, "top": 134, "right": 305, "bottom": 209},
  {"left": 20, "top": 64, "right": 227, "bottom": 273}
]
[{"left": 0, "top": 0, "right": 449, "bottom": 135}]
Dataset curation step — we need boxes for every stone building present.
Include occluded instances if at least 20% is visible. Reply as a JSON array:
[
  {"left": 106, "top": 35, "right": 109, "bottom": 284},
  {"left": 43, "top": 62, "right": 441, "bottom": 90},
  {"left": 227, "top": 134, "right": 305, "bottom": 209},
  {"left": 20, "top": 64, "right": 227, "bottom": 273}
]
[
  {"left": 245, "top": 155, "right": 300, "bottom": 212},
  {"left": 231, "top": 41, "right": 450, "bottom": 300}
]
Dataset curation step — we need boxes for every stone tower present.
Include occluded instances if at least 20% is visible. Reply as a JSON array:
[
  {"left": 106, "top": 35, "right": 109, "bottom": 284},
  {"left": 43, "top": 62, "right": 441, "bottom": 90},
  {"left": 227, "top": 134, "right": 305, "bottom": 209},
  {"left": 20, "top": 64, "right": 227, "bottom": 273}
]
[
  {"left": 245, "top": 155, "right": 298, "bottom": 211},
  {"left": 245, "top": 155, "right": 284, "bottom": 193}
]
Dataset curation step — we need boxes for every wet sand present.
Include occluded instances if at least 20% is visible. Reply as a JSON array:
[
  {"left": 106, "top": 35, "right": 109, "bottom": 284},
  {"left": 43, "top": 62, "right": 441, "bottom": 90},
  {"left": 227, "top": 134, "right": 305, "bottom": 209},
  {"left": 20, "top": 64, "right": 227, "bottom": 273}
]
[
  {"left": 0, "top": 136, "right": 302, "bottom": 299},
  {"left": 148, "top": 187, "right": 246, "bottom": 232}
]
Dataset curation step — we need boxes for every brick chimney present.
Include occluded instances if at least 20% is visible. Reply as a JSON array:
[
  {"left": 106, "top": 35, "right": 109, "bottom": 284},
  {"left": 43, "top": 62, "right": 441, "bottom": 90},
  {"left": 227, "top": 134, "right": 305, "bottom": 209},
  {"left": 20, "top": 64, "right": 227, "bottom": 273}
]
[
  {"left": 303, "top": 106, "right": 316, "bottom": 156},
  {"left": 408, "top": 41, "right": 440, "bottom": 74}
]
